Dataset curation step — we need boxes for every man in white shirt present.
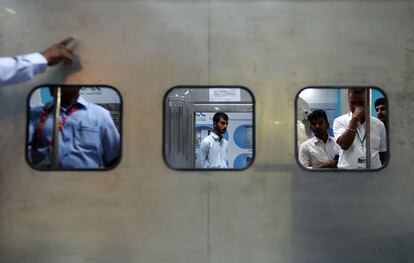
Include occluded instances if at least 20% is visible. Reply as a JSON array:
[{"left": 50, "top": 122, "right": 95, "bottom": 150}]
[
  {"left": 299, "top": 109, "right": 340, "bottom": 169},
  {"left": 0, "top": 36, "right": 74, "bottom": 86},
  {"left": 333, "top": 89, "right": 387, "bottom": 169},
  {"left": 198, "top": 112, "right": 229, "bottom": 169},
  {"left": 374, "top": 97, "right": 386, "bottom": 127}
]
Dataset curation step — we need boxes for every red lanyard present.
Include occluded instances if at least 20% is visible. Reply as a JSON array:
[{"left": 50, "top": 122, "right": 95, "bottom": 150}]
[{"left": 33, "top": 104, "right": 80, "bottom": 150}]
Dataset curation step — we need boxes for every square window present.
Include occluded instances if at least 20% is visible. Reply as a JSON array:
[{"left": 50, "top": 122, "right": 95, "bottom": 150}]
[
  {"left": 26, "top": 85, "right": 122, "bottom": 170},
  {"left": 163, "top": 86, "right": 255, "bottom": 170},
  {"left": 296, "top": 87, "right": 388, "bottom": 170}
]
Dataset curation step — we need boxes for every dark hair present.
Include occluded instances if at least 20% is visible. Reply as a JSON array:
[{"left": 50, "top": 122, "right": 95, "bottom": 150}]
[
  {"left": 213, "top": 112, "right": 229, "bottom": 123},
  {"left": 307, "top": 109, "right": 328, "bottom": 123},
  {"left": 375, "top": 97, "right": 386, "bottom": 107},
  {"left": 348, "top": 88, "right": 366, "bottom": 95}
]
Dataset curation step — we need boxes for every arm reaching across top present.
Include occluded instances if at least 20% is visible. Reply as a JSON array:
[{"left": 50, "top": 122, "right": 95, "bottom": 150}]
[{"left": 0, "top": 36, "right": 75, "bottom": 86}]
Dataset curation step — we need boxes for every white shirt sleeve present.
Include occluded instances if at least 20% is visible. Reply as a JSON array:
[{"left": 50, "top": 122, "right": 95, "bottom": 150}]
[
  {"left": 379, "top": 122, "right": 387, "bottom": 152},
  {"left": 298, "top": 142, "right": 311, "bottom": 168},
  {"left": 198, "top": 139, "right": 209, "bottom": 168},
  {"left": 333, "top": 116, "right": 347, "bottom": 144},
  {"left": 0, "top": 53, "right": 48, "bottom": 86}
]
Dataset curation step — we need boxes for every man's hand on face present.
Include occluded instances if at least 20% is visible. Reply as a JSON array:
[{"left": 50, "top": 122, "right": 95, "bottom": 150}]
[{"left": 353, "top": 106, "right": 365, "bottom": 123}]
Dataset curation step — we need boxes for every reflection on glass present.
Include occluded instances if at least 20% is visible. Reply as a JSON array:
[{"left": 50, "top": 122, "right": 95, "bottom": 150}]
[
  {"left": 27, "top": 86, "right": 122, "bottom": 170},
  {"left": 164, "top": 87, "right": 254, "bottom": 170},
  {"left": 297, "top": 87, "right": 388, "bottom": 170}
]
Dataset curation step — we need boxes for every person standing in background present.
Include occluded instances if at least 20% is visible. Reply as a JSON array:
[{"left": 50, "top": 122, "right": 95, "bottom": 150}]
[{"left": 198, "top": 112, "right": 229, "bottom": 169}]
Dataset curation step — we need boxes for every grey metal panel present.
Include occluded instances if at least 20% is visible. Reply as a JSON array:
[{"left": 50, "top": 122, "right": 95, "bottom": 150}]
[
  {"left": 0, "top": 1, "right": 413, "bottom": 263},
  {"left": 165, "top": 96, "right": 187, "bottom": 168}
]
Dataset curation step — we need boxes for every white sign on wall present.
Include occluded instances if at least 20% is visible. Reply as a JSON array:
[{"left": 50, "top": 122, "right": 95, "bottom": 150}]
[
  {"left": 209, "top": 88, "right": 241, "bottom": 102},
  {"left": 80, "top": 87, "right": 120, "bottom": 104}
]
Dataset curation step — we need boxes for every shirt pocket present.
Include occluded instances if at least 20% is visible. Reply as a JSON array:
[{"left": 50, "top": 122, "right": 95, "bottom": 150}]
[{"left": 74, "top": 122, "right": 101, "bottom": 151}]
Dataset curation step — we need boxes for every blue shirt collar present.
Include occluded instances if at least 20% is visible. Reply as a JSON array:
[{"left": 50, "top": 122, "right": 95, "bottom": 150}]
[{"left": 44, "top": 95, "right": 88, "bottom": 111}]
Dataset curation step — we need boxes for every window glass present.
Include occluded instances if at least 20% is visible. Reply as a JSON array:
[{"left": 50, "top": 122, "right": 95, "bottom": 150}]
[
  {"left": 164, "top": 86, "right": 255, "bottom": 170},
  {"left": 27, "top": 85, "right": 122, "bottom": 170},
  {"left": 296, "top": 87, "right": 388, "bottom": 170}
]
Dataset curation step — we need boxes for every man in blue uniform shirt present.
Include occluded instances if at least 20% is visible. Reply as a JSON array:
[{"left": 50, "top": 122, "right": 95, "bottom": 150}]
[
  {"left": 28, "top": 87, "right": 120, "bottom": 169},
  {"left": 198, "top": 112, "right": 229, "bottom": 169}
]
